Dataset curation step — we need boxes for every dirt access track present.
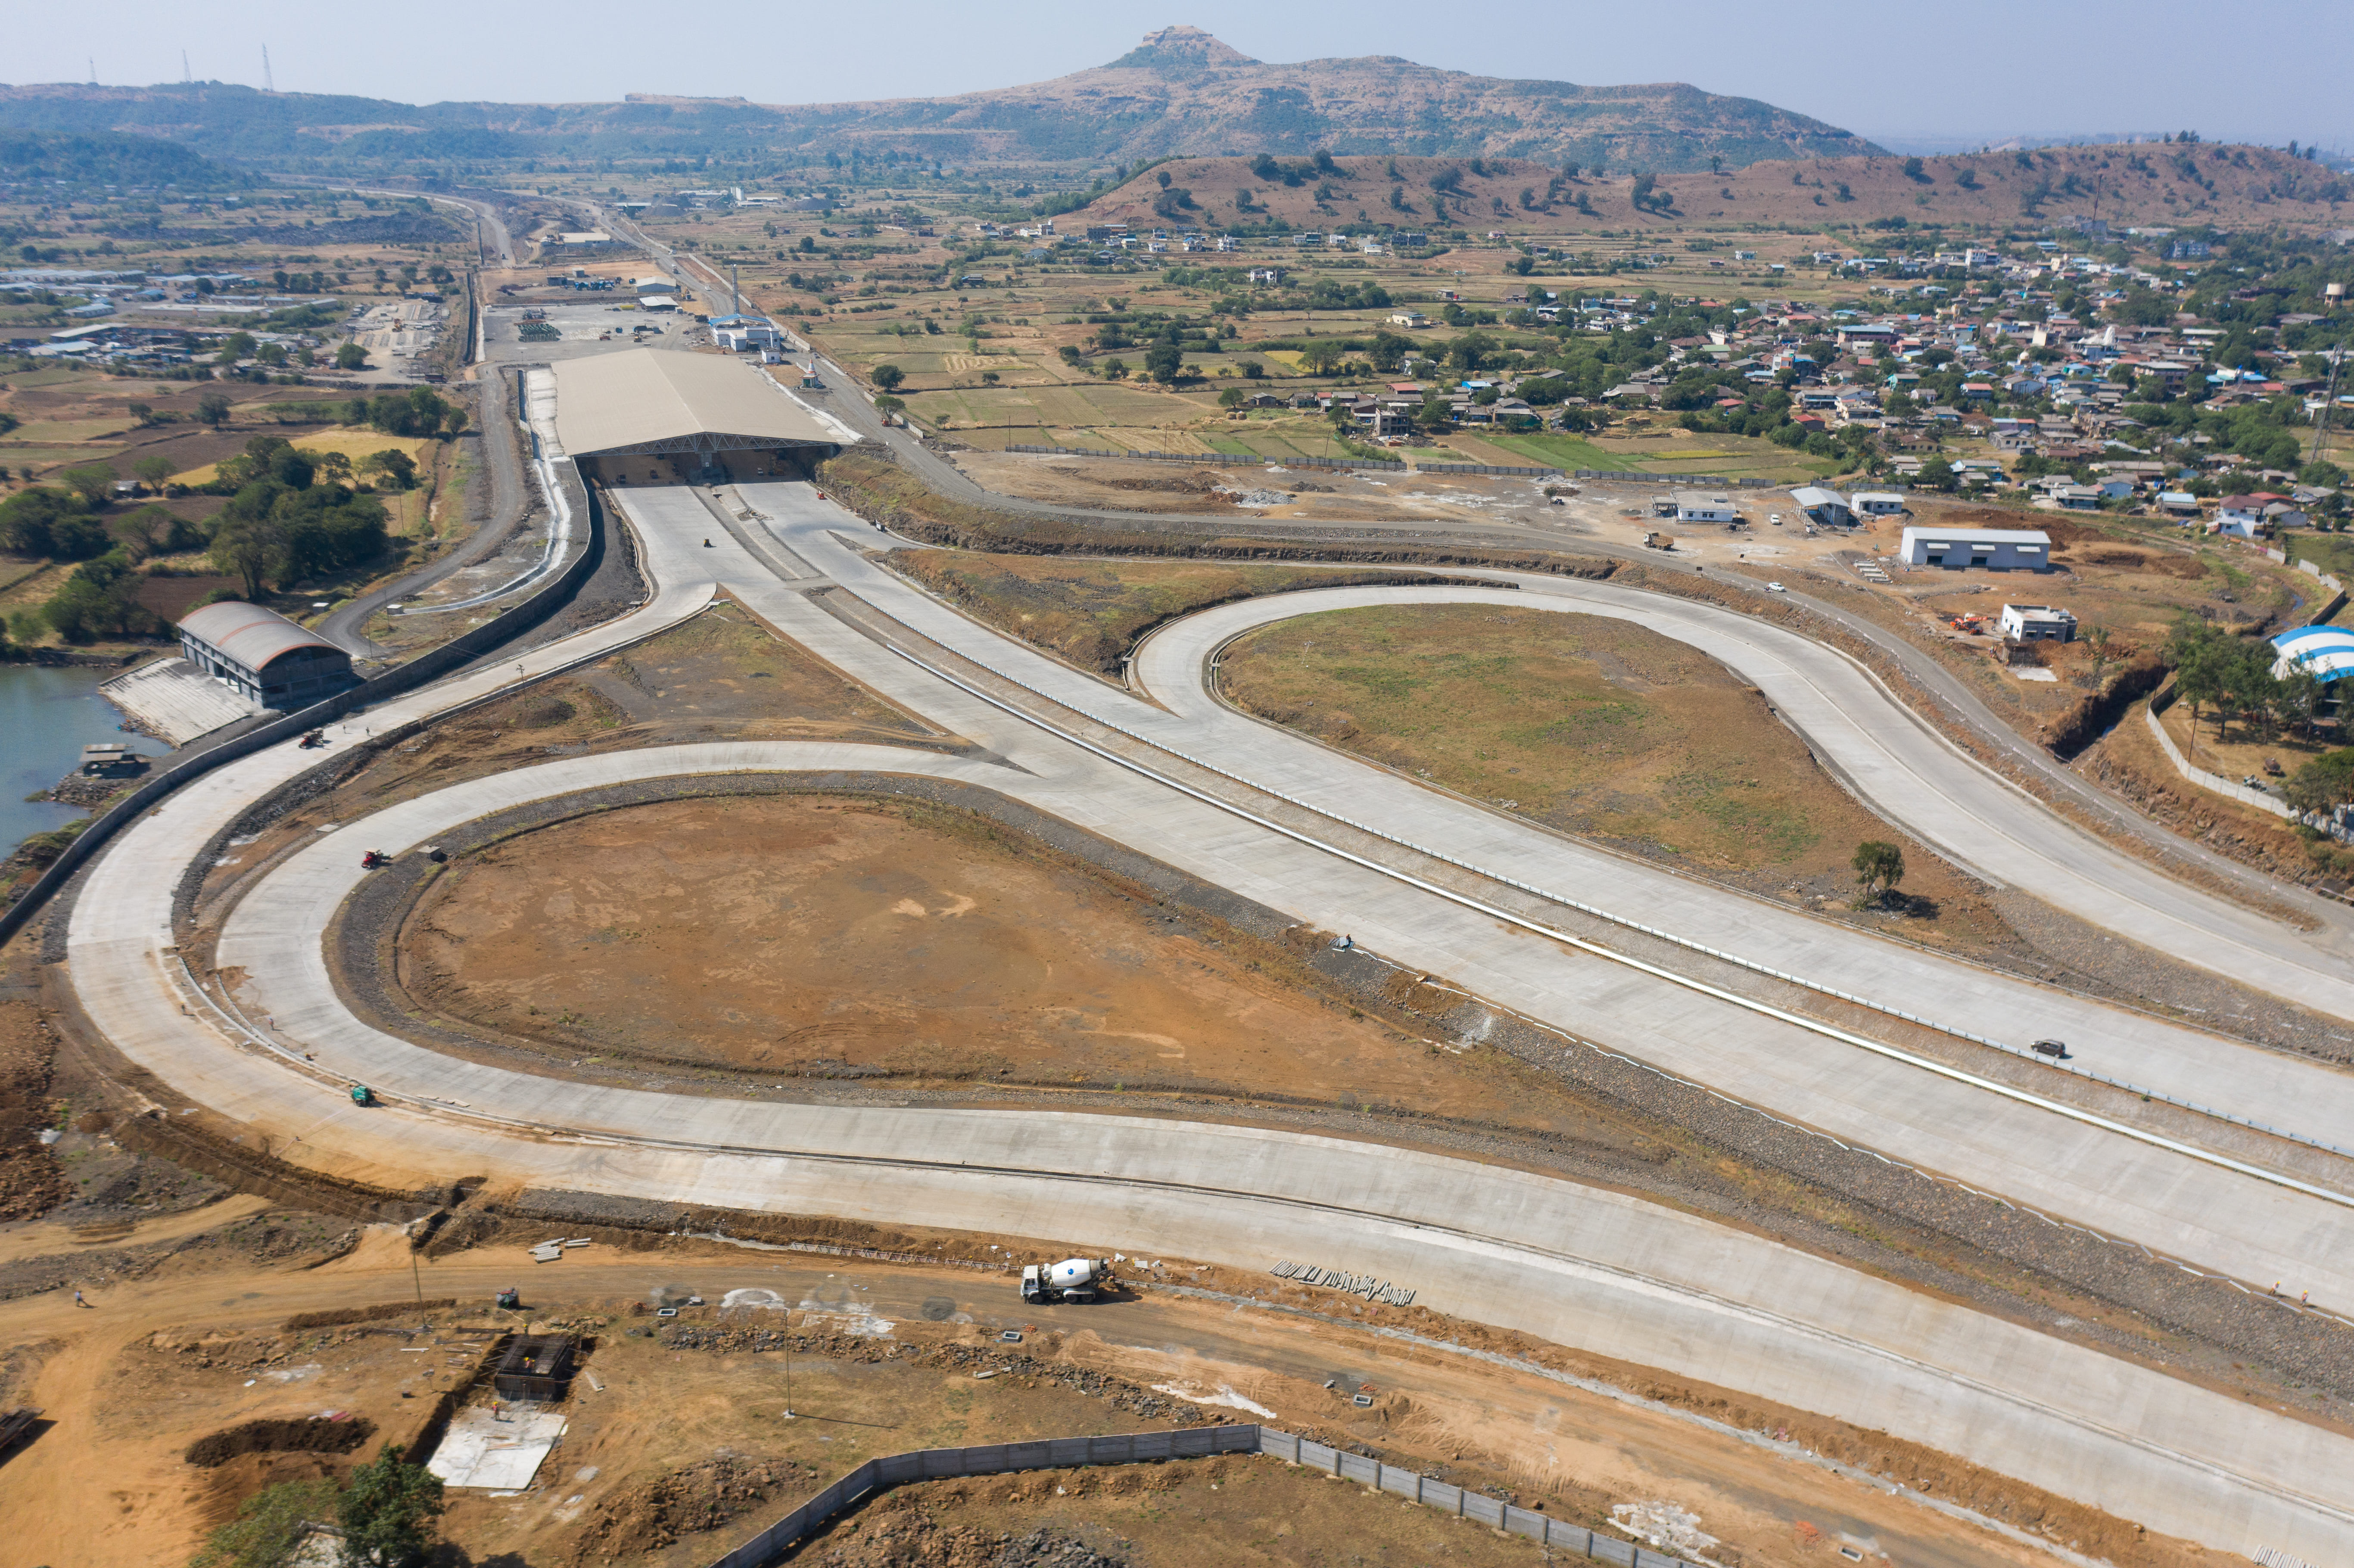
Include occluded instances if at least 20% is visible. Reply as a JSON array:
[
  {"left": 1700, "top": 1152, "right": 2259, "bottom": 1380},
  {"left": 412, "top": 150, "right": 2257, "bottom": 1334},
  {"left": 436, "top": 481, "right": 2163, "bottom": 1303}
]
[
  {"left": 34, "top": 476, "right": 2354, "bottom": 1566},
  {"left": 0, "top": 1212, "right": 2168, "bottom": 1568}
]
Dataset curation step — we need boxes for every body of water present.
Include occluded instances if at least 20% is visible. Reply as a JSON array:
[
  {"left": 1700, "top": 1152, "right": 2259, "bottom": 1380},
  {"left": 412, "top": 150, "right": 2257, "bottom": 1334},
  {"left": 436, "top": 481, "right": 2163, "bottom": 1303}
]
[{"left": 0, "top": 662, "right": 168, "bottom": 859}]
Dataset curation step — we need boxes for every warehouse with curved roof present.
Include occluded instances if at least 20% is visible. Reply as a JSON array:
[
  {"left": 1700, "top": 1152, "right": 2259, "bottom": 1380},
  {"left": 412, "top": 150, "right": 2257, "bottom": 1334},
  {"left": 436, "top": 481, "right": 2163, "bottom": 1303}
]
[
  {"left": 542, "top": 347, "right": 859, "bottom": 483},
  {"left": 177, "top": 601, "right": 357, "bottom": 709}
]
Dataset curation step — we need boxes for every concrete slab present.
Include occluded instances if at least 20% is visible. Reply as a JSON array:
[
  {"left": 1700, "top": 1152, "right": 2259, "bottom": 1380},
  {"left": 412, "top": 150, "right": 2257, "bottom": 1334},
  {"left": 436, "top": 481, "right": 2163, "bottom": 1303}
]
[
  {"left": 97, "top": 656, "right": 260, "bottom": 745},
  {"left": 426, "top": 1405, "right": 566, "bottom": 1490}
]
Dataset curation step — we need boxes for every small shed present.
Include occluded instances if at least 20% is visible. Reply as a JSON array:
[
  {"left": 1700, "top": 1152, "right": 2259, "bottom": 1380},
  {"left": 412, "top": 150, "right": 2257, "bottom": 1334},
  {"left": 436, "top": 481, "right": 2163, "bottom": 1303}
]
[
  {"left": 1789, "top": 486, "right": 1852, "bottom": 527},
  {"left": 492, "top": 1335, "right": 578, "bottom": 1403}
]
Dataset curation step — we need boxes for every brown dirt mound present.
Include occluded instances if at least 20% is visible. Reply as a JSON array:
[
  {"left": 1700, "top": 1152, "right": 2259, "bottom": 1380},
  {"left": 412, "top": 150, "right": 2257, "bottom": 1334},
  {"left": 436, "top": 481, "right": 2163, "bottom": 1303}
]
[
  {"left": 566, "top": 1452, "right": 804, "bottom": 1564},
  {"left": 185, "top": 1416, "right": 375, "bottom": 1468},
  {"left": 282, "top": 1300, "right": 457, "bottom": 1332}
]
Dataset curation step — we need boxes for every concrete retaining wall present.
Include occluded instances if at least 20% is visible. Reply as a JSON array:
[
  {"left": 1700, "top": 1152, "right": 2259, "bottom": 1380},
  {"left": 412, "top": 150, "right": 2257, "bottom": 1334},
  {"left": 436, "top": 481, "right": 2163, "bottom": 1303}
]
[
  {"left": 0, "top": 462, "right": 602, "bottom": 948},
  {"left": 2143, "top": 683, "right": 2294, "bottom": 821},
  {"left": 703, "top": 1423, "right": 1700, "bottom": 1568}
]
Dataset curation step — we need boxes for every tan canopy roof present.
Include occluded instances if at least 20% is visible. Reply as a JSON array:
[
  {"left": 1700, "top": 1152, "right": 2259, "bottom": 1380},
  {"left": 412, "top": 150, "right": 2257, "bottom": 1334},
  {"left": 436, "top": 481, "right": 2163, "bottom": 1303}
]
[
  {"left": 549, "top": 348, "right": 843, "bottom": 457},
  {"left": 177, "top": 601, "right": 344, "bottom": 673}
]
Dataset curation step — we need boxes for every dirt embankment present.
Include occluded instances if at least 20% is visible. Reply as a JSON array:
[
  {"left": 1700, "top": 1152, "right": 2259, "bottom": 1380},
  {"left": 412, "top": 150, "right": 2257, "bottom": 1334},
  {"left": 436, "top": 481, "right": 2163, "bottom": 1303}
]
[
  {"left": 0, "top": 998, "right": 67, "bottom": 1221},
  {"left": 820, "top": 451, "right": 1618, "bottom": 580},
  {"left": 184, "top": 1416, "right": 376, "bottom": 1467}
]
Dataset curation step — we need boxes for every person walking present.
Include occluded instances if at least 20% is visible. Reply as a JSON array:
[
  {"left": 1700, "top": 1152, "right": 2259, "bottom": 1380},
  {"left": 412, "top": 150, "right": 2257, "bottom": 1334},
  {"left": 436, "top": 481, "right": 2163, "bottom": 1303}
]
[{"left": 73, "top": 1289, "right": 88, "bottom": 1308}]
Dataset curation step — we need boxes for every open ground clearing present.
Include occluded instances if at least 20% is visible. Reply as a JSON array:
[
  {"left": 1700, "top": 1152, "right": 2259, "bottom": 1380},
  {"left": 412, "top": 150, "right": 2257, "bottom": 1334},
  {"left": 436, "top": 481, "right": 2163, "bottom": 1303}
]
[
  {"left": 0, "top": 1192, "right": 2175, "bottom": 1568},
  {"left": 398, "top": 792, "right": 1551, "bottom": 1105}
]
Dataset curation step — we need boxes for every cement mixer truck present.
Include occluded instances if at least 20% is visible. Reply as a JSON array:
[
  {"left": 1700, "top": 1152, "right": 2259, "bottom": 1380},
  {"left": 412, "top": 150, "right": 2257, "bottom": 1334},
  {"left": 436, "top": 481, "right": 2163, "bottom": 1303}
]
[{"left": 1021, "top": 1257, "right": 1114, "bottom": 1304}]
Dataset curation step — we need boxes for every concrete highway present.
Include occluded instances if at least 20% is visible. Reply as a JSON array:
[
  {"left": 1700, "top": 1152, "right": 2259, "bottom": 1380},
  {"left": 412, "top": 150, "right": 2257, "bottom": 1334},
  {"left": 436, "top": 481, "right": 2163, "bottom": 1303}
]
[{"left": 47, "top": 473, "right": 2354, "bottom": 1558}]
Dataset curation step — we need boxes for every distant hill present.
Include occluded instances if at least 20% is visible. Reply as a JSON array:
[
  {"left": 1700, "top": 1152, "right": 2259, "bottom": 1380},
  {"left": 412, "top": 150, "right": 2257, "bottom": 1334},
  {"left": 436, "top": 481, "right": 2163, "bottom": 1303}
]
[
  {"left": 1071, "top": 143, "right": 2350, "bottom": 235},
  {"left": 0, "top": 27, "right": 1876, "bottom": 175},
  {"left": 0, "top": 127, "right": 246, "bottom": 189}
]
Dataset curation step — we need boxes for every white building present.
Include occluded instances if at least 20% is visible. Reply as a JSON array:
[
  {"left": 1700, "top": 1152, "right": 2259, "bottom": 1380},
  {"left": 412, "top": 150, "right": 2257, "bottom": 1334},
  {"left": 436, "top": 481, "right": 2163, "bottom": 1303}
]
[
  {"left": 1999, "top": 604, "right": 2077, "bottom": 642},
  {"left": 1672, "top": 489, "right": 1738, "bottom": 523},
  {"left": 633, "top": 275, "right": 679, "bottom": 295},
  {"left": 1899, "top": 526, "right": 2052, "bottom": 571},
  {"left": 1851, "top": 491, "right": 1909, "bottom": 516},
  {"left": 637, "top": 294, "right": 679, "bottom": 313}
]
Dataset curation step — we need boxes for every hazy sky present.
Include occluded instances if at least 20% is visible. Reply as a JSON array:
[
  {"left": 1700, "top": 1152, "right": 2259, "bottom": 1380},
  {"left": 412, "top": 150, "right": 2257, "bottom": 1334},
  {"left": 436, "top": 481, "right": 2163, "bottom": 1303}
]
[{"left": 17, "top": 0, "right": 2352, "bottom": 152}]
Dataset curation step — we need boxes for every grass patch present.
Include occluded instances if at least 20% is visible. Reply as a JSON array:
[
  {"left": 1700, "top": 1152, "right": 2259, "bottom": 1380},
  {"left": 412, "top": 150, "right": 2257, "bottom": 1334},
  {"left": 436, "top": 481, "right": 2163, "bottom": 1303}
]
[
  {"left": 1221, "top": 603, "right": 1900, "bottom": 874},
  {"left": 888, "top": 550, "right": 1456, "bottom": 674},
  {"left": 1479, "top": 431, "right": 1641, "bottom": 471}
]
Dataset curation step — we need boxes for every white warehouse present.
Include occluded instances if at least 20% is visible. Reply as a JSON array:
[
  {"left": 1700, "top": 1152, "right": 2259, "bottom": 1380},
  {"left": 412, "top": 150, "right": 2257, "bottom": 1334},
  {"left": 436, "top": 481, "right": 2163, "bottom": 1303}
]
[{"left": 1899, "top": 526, "right": 2052, "bottom": 572}]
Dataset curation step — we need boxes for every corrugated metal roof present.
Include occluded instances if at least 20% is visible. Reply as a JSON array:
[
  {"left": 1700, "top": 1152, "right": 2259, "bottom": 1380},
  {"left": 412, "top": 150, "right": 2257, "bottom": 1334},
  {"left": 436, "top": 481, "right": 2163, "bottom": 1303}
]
[
  {"left": 550, "top": 348, "right": 841, "bottom": 455},
  {"left": 177, "top": 601, "right": 343, "bottom": 672}
]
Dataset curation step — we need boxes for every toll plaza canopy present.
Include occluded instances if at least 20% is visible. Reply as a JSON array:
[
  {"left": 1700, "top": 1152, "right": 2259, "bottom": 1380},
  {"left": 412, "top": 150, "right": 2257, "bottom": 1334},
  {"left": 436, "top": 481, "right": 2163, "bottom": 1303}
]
[{"left": 547, "top": 347, "right": 852, "bottom": 459}]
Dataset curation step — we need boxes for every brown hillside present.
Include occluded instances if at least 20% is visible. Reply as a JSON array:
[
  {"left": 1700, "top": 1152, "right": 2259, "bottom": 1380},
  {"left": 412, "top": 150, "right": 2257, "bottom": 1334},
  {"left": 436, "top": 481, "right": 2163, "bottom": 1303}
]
[{"left": 1074, "top": 144, "right": 2352, "bottom": 236}]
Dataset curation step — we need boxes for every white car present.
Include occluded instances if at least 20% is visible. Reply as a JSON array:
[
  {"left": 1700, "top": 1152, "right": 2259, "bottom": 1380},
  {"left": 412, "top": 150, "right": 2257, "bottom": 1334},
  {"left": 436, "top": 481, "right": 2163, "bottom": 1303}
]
[
  {"left": 1769, "top": 513, "right": 1783, "bottom": 525},
  {"left": 1766, "top": 582, "right": 1787, "bottom": 592}
]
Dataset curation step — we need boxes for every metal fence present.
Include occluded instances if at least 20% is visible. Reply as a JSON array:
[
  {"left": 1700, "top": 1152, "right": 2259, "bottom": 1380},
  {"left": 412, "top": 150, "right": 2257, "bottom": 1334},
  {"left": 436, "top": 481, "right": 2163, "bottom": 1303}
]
[
  {"left": 1005, "top": 442, "right": 1405, "bottom": 472},
  {"left": 1573, "top": 470, "right": 1776, "bottom": 488},
  {"left": 0, "top": 461, "right": 601, "bottom": 947},
  {"left": 702, "top": 1424, "right": 1701, "bottom": 1568},
  {"left": 1000, "top": 443, "right": 1567, "bottom": 480}
]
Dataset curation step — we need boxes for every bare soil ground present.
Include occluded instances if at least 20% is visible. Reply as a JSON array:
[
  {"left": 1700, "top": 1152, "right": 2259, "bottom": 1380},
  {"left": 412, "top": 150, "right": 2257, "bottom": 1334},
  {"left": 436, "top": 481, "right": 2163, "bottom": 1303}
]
[
  {"left": 1218, "top": 602, "right": 2013, "bottom": 953},
  {"left": 395, "top": 793, "right": 1572, "bottom": 1133},
  {"left": 0, "top": 1207, "right": 2181, "bottom": 1568},
  {"left": 886, "top": 548, "right": 1458, "bottom": 674},
  {"left": 951, "top": 451, "right": 1576, "bottom": 532}
]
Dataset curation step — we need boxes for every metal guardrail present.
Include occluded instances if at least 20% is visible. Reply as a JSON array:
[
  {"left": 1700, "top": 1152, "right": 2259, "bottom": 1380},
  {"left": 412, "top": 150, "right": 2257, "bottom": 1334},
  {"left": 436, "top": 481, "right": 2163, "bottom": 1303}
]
[{"left": 703, "top": 1424, "right": 1698, "bottom": 1568}]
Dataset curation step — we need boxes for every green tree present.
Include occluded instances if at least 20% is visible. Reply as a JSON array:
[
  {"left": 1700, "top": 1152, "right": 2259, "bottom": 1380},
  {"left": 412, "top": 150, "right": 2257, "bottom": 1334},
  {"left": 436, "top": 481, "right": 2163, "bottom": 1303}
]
[
  {"left": 190, "top": 1477, "right": 344, "bottom": 1568},
  {"left": 2285, "top": 748, "right": 2354, "bottom": 817},
  {"left": 1300, "top": 339, "right": 1344, "bottom": 376},
  {"left": 361, "top": 449, "right": 418, "bottom": 491},
  {"left": 1218, "top": 386, "right": 1247, "bottom": 409},
  {"left": 333, "top": 342, "right": 369, "bottom": 371},
  {"left": 871, "top": 363, "right": 904, "bottom": 392},
  {"left": 58, "top": 463, "right": 118, "bottom": 507},
  {"left": 132, "top": 454, "right": 177, "bottom": 491},
  {"left": 1916, "top": 456, "right": 1958, "bottom": 491},
  {"left": 1851, "top": 840, "right": 1906, "bottom": 907},
  {"left": 196, "top": 390, "right": 234, "bottom": 426},
  {"left": 1144, "top": 340, "right": 1184, "bottom": 383},
  {"left": 337, "top": 1444, "right": 445, "bottom": 1568}
]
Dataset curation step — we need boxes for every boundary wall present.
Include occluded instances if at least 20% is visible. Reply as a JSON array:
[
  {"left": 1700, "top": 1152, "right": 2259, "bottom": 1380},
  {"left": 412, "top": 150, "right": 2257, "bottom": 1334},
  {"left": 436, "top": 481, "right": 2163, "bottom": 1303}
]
[{"left": 702, "top": 1423, "right": 1700, "bottom": 1568}]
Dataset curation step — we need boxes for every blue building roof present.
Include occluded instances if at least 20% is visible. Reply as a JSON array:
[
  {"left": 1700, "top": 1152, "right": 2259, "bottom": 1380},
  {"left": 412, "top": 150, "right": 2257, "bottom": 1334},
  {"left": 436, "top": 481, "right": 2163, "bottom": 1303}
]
[{"left": 2270, "top": 626, "right": 2354, "bottom": 683}]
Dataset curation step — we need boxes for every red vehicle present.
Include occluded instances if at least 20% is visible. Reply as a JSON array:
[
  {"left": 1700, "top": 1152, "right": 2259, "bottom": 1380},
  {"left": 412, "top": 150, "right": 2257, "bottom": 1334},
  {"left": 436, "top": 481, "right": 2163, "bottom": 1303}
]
[{"left": 359, "top": 850, "right": 391, "bottom": 869}]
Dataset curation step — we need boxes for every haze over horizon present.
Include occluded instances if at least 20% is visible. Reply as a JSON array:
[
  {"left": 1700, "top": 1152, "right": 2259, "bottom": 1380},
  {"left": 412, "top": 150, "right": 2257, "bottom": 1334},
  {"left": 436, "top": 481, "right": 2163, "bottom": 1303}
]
[{"left": 8, "top": 0, "right": 2350, "bottom": 156}]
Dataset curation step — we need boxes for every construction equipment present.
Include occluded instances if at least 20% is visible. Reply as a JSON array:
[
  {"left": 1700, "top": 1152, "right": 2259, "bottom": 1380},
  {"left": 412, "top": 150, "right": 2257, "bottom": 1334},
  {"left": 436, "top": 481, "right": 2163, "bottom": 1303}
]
[
  {"left": 496, "top": 1287, "right": 521, "bottom": 1311},
  {"left": 299, "top": 729, "right": 327, "bottom": 749},
  {"left": 359, "top": 849, "right": 391, "bottom": 869},
  {"left": 1642, "top": 530, "right": 1674, "bottom": 550},
  {"left": 349, "top": 1084, "right": 374, "bottom": 1105},
  {"left": 1021, "top": 1257, "right": 1115, "bottom": 1304}
]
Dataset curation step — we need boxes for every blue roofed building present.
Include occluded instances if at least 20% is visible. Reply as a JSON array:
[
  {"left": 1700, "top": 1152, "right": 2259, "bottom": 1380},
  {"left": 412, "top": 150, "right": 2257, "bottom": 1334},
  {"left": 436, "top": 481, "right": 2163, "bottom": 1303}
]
[{"left": 2269, "top": 626, "right": 2354, "bottom": 686}]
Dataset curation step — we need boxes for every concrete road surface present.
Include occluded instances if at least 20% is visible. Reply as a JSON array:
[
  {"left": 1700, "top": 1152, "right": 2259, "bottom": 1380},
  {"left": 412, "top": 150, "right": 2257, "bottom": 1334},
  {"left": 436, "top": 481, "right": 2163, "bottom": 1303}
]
[{"left": 53, "top": 479, "right": 2354, "bottom": 1559}]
